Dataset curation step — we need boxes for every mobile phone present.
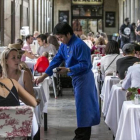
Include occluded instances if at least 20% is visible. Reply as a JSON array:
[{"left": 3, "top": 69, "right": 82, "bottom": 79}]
[{"left": 53, "top": 67, "right": 61, "bottom": 73}]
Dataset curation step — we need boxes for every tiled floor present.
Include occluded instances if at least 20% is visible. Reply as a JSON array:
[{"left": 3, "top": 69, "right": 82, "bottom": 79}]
[{"left": 41, "top": 90, "right": 113, "bottom": 140}]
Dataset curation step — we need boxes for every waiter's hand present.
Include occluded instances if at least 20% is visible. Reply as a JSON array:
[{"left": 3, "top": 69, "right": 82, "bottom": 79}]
[{"left": 58, "top": 67, "right": 69, "bottom": 74}]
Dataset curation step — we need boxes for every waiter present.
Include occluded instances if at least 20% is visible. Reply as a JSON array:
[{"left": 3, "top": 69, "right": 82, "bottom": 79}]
[{"left": 35, "top": 22, "right": 100, "bottom": 140}]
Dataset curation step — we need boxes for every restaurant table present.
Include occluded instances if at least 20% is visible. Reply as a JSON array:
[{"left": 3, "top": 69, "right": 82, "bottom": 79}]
[
  {"left": 115, "top": 101, "right": 140, "bottom": 140},
  {"left": 92, "top": 69, "right": 100, "bottom": 97},
  {"left": 33, "top": 86, "right": 47, "bottom": 123},
  {"left": 34, "top": 76, "right": 52, "bottom": 101},
  {"left": 105, "top": 84, "right": 127, "bottom": 136},
  {"left": 92, "top": 56, "right": 101, "bottom": 70},
  {"left": 101, "top": 76, "right": 120, "bottom": 116},
  {"left": 25, "top": 58, "right": 37, "bottom": 70}
]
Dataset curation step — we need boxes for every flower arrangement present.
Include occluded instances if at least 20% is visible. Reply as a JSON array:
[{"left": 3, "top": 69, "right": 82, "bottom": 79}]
[
  {"left": 97, "top": 62, "right": 101, "bottom": 66},
  {"left": 101, "top": 54, "right": 105, "bottom": 57},
  {"left": 97, "top": 62, "right": 101, "bottom": 70},
  {"left": 127, "top": 87, "right": 140, "bottom": 100}
]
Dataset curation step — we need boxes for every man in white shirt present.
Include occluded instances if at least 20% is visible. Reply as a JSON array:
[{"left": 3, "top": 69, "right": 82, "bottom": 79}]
[{"left": 122, "top": 62, "right": 140, "bottom": 89}]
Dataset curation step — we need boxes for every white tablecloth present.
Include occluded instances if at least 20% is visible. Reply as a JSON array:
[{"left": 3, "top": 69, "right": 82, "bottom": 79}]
[
  {"left": 25, "top": 58, "right": 37, "bottom": 69},
  {"left": 101, "top": 76, "right": 120, "bottom": 116},
  {"left": 92, "top": 69, "right": 99, "bottom": 94},
  {"left": 34, "top": 86, "right": 48, "bottom": 124},
  {"left": 34, "top": 76, "right": 51, "bottom": 102},
  {"left": 115, "top": 101, "right": 140, "bottom": 140},
  {"left": 92, "top": 58, "right": 101, "bottom": 70},
  {"left": 105, "top": 85, "right": 127, "bottom": 136}
]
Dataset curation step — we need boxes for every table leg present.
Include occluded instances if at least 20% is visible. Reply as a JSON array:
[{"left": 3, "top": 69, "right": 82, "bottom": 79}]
[
  {"left": 52, "top": 76, "right": 57, "bottom": 98},
  {"left": 44, "top": 113, "right": 48, "bottom": 131}
]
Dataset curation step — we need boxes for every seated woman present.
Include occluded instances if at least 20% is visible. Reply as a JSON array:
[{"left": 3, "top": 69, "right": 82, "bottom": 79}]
[
  {"left": 91, "top": 37, "right": 106, "bottom": 54},
  {"left": 1, "top": 47, "right": 35, "bottom": 97},
  {"left": 34, "top": 52, "right": 49, "bottom": 73},
  {"left": 122, "top": 62, "right": 140, "bottom": 90},
  {"left": 0, "top": 64, "right": 37, "bottom": 107},
  {"left": 101, "top": 40, "right": 123, "bottom": 76}
]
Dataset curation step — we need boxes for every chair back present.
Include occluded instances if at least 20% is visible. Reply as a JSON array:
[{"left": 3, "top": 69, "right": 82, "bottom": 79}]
[
  {"left": 0, "top": 106, "right": 33, "bottom": 139},
  {"left": 34, "top": 56, "right": 49, "bottom": 73}
]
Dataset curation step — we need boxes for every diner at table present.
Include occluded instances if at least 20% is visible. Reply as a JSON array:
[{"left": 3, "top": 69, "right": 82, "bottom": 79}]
[
  {"left": 116, "top": 43, "right": 140, "bottom": 80},
  {"left": 101, "top": 40, "right": 122, "bottom": 76}
]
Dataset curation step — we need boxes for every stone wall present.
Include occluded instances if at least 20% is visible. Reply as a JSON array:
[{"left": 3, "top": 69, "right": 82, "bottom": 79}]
[{"left": 54, "top": 0, "right": 71, "bottom": 27}]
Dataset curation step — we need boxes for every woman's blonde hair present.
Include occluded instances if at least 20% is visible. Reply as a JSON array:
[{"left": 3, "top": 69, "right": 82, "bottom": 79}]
[
  {"left": 1, "top": 48, "right": 20, "bottom": 78},
  {"left": 95, "top": 37, "right": 105, "bottom": 45}
]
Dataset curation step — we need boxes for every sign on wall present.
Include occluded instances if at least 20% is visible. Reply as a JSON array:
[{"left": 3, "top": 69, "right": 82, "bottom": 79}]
[
  {"left": 105, "top": 12, "right": 115, "bottom": 27},
  {"left": 59, "top": 11, "right": 69, "bottom": 23},
  {"left": 72, "top": 0, "right": 103, "bottom": 5}
]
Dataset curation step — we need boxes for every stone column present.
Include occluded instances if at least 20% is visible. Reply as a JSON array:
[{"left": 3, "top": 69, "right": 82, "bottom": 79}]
[
  {"left": 44, "top": 0, "right": 47, "bottom": 33},
  {"left": 38, "top": 0, "right": 42, "bottom": 33},
  {"left": 130, "top": 0, "right": 135, "bottom": 23},
  {"left": 48, "top": 1, "right": 51, "bottom": 33},
  {"left": 47, "top": 0, "right": 49, "bottom": 32},
  {"left": 135, "top": 0, "right": 138, "bottom": 22},
  {"left": 29, "top": 0, "right": 34, "bottom": 34},
  {"left": 124, "top": 0, "right": 127, "bottom": 19},
  {"left": 42, "top": 0, "right": 44, "bottom": 33},
  {"left": 15, "top": 0, "right": 22, "bottom": 40},
  {"left": 138, "top": 0, "right": 140, "bottom": 20},
  {"left": 118, "top": 0, "right": 124, "bottom": 27},
  {"left": 0, "top": 0, "right": 4, "bottom": 45},
  {"left": 4, "top": 0, "right": 12, "bottom": 45},
  {"left": 50, "top": 0, "right": 52, "bottom": 33},
  {"left": 126, "top": 0, "right": 131, "bottom": 19},
  {"left": 34, "top": 0, "right": 38, "bottom": 31}
]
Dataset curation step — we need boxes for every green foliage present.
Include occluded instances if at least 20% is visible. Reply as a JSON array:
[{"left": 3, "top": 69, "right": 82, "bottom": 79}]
[{"left": 128, "top": 87, "right": 139, "bottom": 100}]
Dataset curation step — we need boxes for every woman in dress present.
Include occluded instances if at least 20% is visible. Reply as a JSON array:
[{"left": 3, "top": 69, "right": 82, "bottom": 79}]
[
  {"left": 0, "top": 64, "right": 37, "bottom": 107},
  {"left": 1, "top": 47, "right": 35, "bottom": 97}
]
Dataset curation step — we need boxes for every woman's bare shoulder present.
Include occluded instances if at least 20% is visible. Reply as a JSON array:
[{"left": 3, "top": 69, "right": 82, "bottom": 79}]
[{"left": 0, "top": 78, "right": 18, "bottom": 88}]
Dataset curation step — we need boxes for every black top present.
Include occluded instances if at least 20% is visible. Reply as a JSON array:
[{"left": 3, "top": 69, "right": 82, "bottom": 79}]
[
  {"left": 0, "top": 79, "right": 20, "bottom": 106},
  {"left": 120, "top": 24, "right": 131, "bottom": 43},
  {"left": 116, "top": 56, "right": 140, "bottom": 80},
  {"left": 136, "top": 25, "right": 140, "bottom": 42}
]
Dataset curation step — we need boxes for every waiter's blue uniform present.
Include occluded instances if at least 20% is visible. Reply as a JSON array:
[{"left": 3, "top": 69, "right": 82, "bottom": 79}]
[{"left": 45, "top": 35, "right": 100, "bottom": 127}]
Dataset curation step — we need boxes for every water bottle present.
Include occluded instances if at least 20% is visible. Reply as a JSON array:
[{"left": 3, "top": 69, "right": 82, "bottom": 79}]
[{"left": 113, "top": 71, "right": 116, "bottom": 77}]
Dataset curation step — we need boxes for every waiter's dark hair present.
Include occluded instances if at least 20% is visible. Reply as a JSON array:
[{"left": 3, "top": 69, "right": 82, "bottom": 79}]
[
  {"left": 53, "top": 22, "right": 73, "bottom": 36},
  {"left": 105, "top": 40, "right": 120, "bottom": 54}
]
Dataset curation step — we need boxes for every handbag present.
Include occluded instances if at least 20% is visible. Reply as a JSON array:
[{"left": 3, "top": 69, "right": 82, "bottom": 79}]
[{"left": 105, "top": 54, "right": 119, "bottom": 72}]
